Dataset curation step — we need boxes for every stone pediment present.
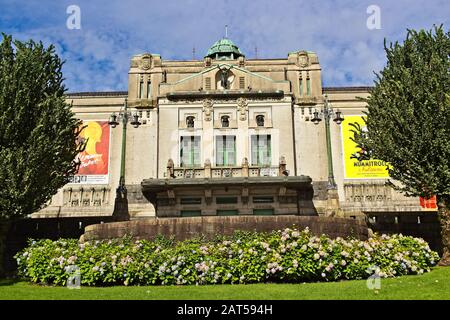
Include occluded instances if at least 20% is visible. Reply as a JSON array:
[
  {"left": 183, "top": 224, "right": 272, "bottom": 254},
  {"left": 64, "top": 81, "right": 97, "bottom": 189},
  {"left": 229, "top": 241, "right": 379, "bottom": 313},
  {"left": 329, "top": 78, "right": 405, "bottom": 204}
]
[{"left": 159, "top": 64, "right": 290, "bottom": 97}]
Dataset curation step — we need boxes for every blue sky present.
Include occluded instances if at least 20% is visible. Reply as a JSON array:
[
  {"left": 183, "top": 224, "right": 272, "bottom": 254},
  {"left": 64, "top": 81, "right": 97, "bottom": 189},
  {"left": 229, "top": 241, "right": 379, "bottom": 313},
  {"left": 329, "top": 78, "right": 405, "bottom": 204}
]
[{"left": 1, "top": 0, "right": 448, "bottom": 92}]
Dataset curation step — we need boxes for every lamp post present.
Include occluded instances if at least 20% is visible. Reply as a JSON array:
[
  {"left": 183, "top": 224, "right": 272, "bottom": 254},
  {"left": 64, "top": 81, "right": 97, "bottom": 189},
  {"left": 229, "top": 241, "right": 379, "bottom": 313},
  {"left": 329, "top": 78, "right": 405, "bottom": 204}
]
[
  {"left": 108, "top": 98, "right": 142, "bottom": 221},
  {"left": 311, "top": 94, "right": 344, "bottom": 190},
  {"left": 311, "top": 94, "right": 344, "bottom": 217}
]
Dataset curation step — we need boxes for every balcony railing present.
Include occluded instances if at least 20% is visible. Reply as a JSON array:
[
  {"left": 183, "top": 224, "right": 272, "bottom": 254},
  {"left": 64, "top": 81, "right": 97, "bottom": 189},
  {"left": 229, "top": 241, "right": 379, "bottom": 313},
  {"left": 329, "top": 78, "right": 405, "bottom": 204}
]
[{"left": 165, "top": 157, "right": 288, "bottom": 179}]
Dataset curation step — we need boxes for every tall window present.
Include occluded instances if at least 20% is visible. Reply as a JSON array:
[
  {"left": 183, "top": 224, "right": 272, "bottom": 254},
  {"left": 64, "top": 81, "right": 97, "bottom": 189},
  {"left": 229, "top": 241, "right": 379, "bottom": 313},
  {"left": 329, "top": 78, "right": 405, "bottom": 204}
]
[
  {"left": 180, "top": 136, "right": 201, "bottom": 167},
  {"left": 299, "top": 75, "right": 303, "bottom": 96},
  {"left": 251, "top": 135, "right": 271, "bottom": 166},
  {"left": 139, "top": 81, "right": 144, "bottom": 98},
  {"left": 306, "top": 75, "right": 311, "bottom": 96},
  {"left": 216, "top": 136, "right": 236, "bottom": 166},
  {"left": 147, "top": 81, "right": 151, "bottom": 99}
]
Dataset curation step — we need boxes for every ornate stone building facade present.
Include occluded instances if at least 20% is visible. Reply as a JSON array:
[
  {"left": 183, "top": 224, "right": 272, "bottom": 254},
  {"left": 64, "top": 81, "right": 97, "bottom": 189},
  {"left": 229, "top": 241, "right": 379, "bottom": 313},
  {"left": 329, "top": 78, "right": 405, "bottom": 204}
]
[{"left": 34, "top": 38, "right": 433, "bottom": 219}]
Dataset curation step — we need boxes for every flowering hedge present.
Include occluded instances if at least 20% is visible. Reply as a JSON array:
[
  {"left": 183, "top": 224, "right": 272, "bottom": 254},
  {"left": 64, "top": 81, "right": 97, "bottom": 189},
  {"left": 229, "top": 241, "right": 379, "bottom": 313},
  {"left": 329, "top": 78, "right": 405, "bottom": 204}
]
[{"left": 15, "top": 228, "right": 439, "bottom": 286}]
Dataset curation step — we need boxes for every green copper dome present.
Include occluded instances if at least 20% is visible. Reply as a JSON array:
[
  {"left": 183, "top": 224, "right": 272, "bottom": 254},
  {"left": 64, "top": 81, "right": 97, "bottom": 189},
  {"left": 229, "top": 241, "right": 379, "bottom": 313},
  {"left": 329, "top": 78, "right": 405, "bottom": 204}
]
[{"left": 205, "top": 38, "right": 245, "bottom": 60}]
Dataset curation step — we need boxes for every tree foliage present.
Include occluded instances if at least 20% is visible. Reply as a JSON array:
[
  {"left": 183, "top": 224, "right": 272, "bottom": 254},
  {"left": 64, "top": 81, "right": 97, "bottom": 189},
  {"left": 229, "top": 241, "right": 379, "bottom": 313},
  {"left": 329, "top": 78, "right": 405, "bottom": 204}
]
[
  {"left": 351, "top": 25, "right": 450, "bottom": 265},
  {"left": 0, "top": 34, "right": 84, "bottom": 219},
  {"left": 351, "top": 26, "right": 450, "bottom": 201}
]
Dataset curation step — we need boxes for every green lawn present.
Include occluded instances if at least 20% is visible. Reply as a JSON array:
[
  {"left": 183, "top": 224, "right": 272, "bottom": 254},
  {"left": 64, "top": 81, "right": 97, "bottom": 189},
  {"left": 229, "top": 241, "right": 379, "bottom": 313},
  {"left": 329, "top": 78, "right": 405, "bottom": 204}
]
[{"left": 1, "top": 267, "right": 449, "bottom": 300}]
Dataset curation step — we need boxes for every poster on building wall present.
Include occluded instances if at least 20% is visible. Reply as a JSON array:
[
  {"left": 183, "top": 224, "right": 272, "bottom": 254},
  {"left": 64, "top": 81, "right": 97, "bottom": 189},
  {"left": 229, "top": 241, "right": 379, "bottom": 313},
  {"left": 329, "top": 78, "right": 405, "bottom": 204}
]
[
  {"left": 420, "top": 196, "right": 437, "bottom": 210},
  {"left": 341, "top": 115, "right": 390, "bottom": 179},
  {"left": 69, "top": 121, "right": 110, "bottom": 184}
]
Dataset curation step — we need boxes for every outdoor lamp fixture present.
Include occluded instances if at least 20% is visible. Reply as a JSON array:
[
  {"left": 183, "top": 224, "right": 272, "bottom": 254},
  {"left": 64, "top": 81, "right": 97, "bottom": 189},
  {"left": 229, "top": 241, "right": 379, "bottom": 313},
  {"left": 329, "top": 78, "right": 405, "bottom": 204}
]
[
  {"left": 333, "top": 110, "right": 344, "bottom": 125},
  {"left": 130, "top": 112, "right": 142, "bottom": 128},
  {"left": 108, "top": 113, "right": 119, "bottom": 128},
  {"left": 107, "top": 98, "right": 142, "bottom": 220},
  {"left": 312, "top": 94, "right": 344, "bottom": 189}
]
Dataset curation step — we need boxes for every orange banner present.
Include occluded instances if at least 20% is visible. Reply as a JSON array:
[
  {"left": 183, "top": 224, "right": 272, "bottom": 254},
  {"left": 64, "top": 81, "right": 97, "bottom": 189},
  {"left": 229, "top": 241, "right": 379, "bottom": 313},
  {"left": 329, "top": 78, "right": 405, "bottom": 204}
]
[
  {"left": 70, "top": 121, "right": 110, "bottom": 184},
  {"left": 420, "top": 196, "right": 437, "bottom": 210}
]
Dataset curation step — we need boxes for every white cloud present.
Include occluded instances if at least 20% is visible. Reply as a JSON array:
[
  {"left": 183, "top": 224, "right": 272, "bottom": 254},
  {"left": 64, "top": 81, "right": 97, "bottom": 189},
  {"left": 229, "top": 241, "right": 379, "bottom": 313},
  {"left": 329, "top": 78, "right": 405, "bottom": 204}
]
[{"left": 1, "top": 0, "right": 448, "bottom": 91}]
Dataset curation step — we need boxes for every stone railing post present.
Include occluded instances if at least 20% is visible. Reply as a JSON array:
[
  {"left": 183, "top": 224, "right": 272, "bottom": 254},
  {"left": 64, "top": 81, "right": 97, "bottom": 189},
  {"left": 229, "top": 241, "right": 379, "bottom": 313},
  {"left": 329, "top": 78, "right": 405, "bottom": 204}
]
[
  {"left": 279, "top": 155, "right": 288, "bottom": 176},
  {"left": 204, "top": 159, "right": 212, "bottom": 178},
  {"left": 167, "top": 158, "right": 174, "bottom": 178},
  {"left": 242, "top": 157, "right": 249, "bottom": 177}
]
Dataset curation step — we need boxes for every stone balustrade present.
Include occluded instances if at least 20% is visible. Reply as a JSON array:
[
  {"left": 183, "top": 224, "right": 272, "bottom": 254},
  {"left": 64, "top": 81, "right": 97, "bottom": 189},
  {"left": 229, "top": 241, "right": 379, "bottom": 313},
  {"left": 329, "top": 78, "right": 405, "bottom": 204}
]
[{"left": 164, "top": 156, "right": 289, "bottom": 179}]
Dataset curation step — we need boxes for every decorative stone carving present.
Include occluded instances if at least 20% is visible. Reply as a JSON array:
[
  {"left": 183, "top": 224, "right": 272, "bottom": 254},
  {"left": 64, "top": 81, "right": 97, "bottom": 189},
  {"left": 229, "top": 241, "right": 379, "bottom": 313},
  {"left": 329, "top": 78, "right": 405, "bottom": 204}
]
[
  {"left": 242, "top": 157, "right": 249, "bottom": 177},
  {"left": 279, "top": 156, "right": 288, "bottom": 176},
  {"left": 62, "top": 187, "right": 110, "bottom": 207},
  {"left": 202, "top": 99, "right": 214, "bottom": 121},
  {"left": 167, "top": 158, "right": 175, "bottom": 178},
  {"left": 237, "top": 97, "right": 248, "bottom": 121},
  {"left": 204, "top": 57, "right": 212, "bottom": 67},
  {"left": 238, "top": 56, "right": 245, "bottom": 67},
  {"left": 297, "top": 51, "right": 309, "bottom": 68},
  {"left": 139, "top": 54, "right": 152, "bottom": 70}
]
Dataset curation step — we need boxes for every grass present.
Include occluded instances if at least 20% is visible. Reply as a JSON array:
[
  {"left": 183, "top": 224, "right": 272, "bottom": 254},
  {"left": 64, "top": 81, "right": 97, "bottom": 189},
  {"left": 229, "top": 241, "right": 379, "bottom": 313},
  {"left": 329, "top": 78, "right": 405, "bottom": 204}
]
[{"left": 0, "top": 267, "right": 449, "bottom": 300}]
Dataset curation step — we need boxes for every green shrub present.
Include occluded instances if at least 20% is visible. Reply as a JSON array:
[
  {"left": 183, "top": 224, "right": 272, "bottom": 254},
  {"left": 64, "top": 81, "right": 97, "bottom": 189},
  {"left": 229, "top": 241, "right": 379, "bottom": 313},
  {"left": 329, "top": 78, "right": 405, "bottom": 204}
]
[{"left": 15, "top": 228, "right": 439, "bottom": 286}]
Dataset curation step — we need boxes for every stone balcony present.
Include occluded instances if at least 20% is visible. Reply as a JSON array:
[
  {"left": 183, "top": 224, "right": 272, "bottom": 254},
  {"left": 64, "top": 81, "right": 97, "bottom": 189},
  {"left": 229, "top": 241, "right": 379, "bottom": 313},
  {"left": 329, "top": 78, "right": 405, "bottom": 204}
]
[
  {"left": 142, "top": 156, "right": 316, "bottom": 217},
  {"left": 164, "top": 166, "right": 282, "bottom": 179},
  {"left": 164, "top": 157, "right": 288, "bottom": 179}
]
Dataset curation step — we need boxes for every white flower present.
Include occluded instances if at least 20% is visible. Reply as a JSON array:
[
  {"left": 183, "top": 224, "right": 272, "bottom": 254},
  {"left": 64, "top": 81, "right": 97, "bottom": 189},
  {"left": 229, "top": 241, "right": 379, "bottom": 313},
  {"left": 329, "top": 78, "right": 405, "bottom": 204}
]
[
  {"left": 313, "top": 253, "right": 320, "bottom": 260},
  {"left": 321, "top": 273, "right": 326, "bottom": 278}
]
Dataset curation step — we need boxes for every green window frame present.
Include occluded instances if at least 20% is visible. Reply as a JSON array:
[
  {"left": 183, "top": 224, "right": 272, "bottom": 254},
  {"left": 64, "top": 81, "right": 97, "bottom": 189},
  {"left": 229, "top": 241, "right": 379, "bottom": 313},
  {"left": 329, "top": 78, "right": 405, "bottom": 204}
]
[
  {"left": 217, "top": 210, "right": 239, "bottom": 216},
  {"left": 253, "top": 209, "right": 274, "bottom": 216},
  {"left": 216, "top": 135, "right": 236, "bottom": 166},
  {"left": 251, "top": 135, "right": 271, "bottom": 166},
  {"left": 180, "top": 210, "right": 201, "bottom": 217},
  {"left": 180, "top": 136, "right": 201, "bottom": 167},
  {"left": 216, "top": 197, "right": 238, "bottom": 204},
  {"left": 180, "top": 198, "right": 202, "bottom": 205}
]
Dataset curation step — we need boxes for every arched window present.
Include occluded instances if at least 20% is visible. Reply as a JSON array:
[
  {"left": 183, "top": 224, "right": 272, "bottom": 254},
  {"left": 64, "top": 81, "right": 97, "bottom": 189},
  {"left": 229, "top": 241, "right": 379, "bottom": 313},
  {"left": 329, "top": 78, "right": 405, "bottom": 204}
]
[
  {"left": 186, "top": 116, "right": 195, "bottom": 128},
  {"left": 221, "top": 115, "right": 230, "bottom": 128},
  {"left": 256, "top": 115, "right": 265, "bottom": 127},
  {"left": 216, "top": 69, "right": 234, "bottom": 90}
]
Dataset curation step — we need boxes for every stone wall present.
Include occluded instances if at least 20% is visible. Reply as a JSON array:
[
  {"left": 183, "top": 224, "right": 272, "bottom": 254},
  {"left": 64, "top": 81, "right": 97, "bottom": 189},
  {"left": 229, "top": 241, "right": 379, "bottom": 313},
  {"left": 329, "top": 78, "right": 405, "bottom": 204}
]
[
  {"left": 82, "top": 216, "right": 369, "bottom": 242},
  {"left": 0, "top": 217, "right": 112, "bottom": 276},
  {"left": 367, "top": 211, "right": 442, "bottom": 255}
]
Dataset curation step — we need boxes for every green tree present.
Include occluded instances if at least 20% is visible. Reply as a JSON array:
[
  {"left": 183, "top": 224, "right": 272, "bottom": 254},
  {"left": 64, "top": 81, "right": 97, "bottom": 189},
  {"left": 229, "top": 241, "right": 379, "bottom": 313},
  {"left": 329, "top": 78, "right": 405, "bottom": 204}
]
[
  {"left": 0, "top": 34, "right": 85, "bottom": 220},
  {"left": 351, "top": 26, "right": 450, "bottom": 265}
]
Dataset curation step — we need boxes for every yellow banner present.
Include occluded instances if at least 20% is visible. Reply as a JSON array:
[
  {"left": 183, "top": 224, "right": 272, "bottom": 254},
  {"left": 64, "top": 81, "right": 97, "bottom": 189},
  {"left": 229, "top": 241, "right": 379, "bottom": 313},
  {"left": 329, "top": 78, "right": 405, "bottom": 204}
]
[{"left": 341, "top": 116, "right": 389, "bottom": 179}]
